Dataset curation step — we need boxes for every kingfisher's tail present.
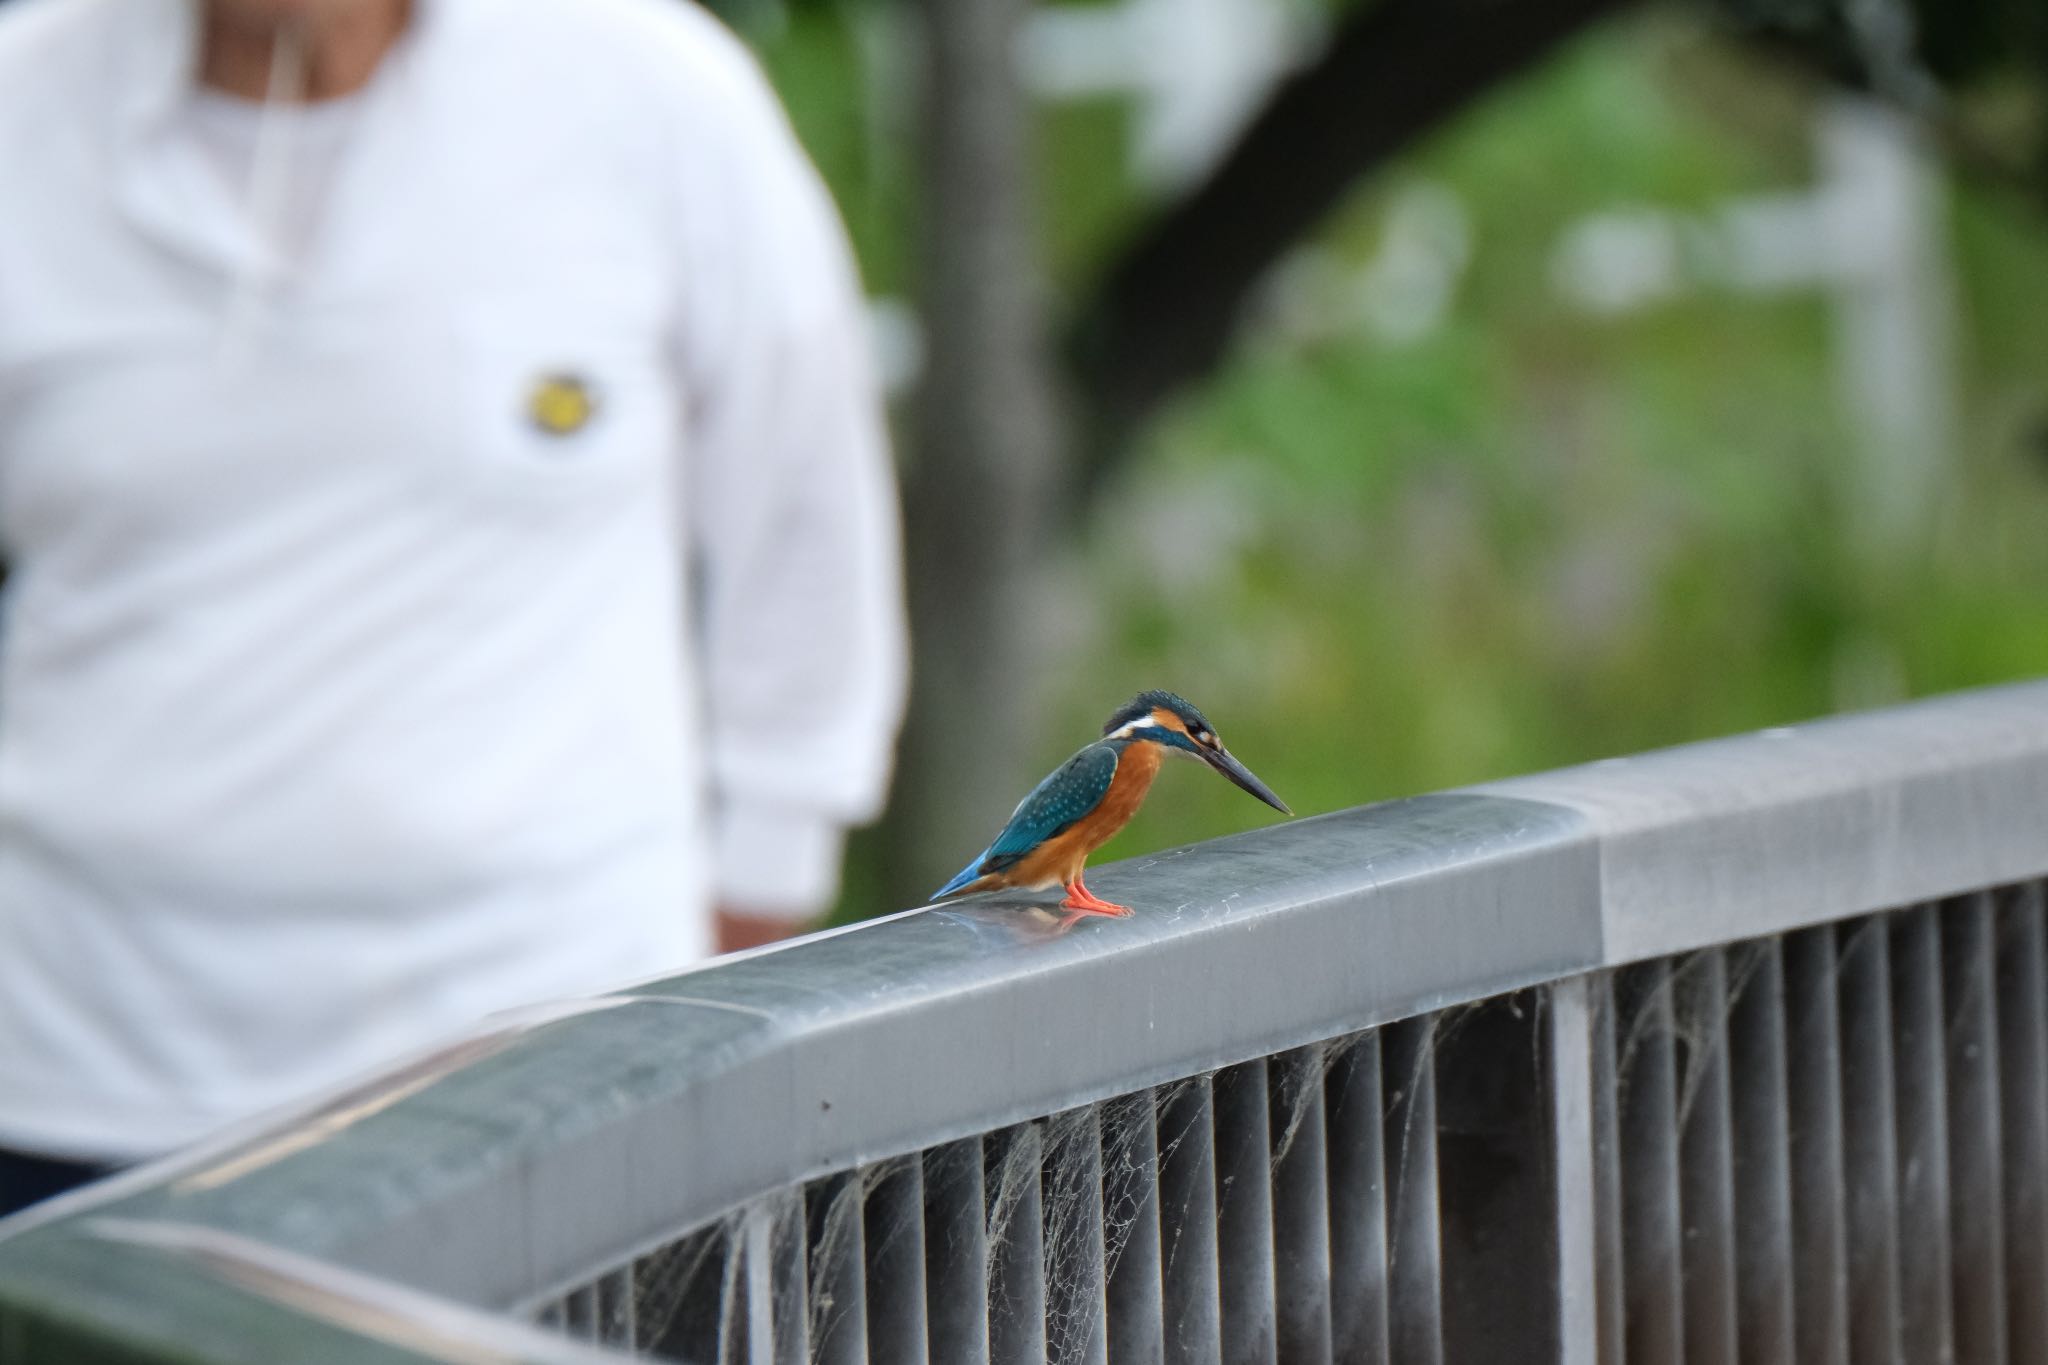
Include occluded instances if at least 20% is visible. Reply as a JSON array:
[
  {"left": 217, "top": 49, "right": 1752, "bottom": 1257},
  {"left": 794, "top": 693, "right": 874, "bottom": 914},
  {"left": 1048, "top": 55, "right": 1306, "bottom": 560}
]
[{"left": 929, "top": 856, "right": 988, "bottom": 902}]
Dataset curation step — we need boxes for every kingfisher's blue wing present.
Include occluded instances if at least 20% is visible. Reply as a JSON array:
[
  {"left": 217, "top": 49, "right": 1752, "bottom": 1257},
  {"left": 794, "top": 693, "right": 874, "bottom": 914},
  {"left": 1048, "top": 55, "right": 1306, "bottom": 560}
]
[
  {"left": 982, "top": 743, "right": 1120, "bottom": 871},
  {"left": 930, "top": 743, "right": 1119, "bottom": 899}
]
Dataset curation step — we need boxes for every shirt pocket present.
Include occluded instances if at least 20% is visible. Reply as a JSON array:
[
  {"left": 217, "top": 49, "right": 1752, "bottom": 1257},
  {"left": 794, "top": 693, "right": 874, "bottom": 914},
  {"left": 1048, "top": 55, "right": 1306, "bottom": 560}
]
[{"left": 456, "top": 305, "right": 677, "bottom": 505}]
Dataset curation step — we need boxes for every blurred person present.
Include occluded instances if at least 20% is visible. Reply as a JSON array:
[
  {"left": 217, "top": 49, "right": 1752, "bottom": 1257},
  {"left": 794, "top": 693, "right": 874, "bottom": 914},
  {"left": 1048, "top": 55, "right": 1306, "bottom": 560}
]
[{"left": 0, "top": 0, "right": 907, "bottom": 1216}]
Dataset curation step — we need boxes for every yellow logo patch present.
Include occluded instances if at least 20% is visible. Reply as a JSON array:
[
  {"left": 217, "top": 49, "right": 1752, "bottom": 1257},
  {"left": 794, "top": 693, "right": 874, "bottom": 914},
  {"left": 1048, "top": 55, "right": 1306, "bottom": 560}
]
[{"left": 527, "top": 373, "right": 598, "bottom": 436}]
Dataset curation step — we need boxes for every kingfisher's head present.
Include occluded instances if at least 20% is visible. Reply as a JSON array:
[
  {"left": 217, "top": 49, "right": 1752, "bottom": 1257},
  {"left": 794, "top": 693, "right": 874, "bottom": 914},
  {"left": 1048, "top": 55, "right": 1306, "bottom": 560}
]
[{"left": 1102, "top": 691, "right": 1291, "bottom": 814}]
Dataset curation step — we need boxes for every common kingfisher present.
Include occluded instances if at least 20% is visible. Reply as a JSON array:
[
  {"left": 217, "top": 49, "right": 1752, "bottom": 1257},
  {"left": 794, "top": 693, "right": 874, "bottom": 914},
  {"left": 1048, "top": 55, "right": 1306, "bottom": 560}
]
[{"left": 929, "top": 691, "right": 1291, "bottom": 923}]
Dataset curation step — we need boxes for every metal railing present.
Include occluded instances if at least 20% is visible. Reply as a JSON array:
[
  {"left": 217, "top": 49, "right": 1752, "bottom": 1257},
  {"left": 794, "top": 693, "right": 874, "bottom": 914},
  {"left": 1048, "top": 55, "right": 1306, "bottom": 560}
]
[{"left": 3, "top": 680, "right": 2047, "bottom": 1363}]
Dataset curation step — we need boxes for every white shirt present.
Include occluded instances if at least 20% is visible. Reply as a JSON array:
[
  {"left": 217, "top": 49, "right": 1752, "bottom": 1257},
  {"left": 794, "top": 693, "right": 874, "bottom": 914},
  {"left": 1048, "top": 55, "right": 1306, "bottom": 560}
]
[
  {"left": 0, "top": 0, "right": 908, "bottom": 1159},
  {"left": 186, "top": 89, "right": 362, "bottom": 267}
]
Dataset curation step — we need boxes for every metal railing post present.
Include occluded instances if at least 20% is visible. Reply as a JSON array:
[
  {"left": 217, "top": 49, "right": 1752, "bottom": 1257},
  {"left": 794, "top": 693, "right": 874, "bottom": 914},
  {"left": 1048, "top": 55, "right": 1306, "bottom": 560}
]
[{"left": 1550, "top": 975, "right": 1602, "bottom": 1365}]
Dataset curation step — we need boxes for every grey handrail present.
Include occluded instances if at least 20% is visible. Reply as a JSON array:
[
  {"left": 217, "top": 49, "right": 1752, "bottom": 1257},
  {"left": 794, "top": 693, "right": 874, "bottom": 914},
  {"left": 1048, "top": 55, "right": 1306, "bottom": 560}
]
[
  {"left": 3, "top": 679, "right": 2046, "bottom": 1356},
  {"left": 1474, "top": 678, "right": 2048, "bottom": 961}
]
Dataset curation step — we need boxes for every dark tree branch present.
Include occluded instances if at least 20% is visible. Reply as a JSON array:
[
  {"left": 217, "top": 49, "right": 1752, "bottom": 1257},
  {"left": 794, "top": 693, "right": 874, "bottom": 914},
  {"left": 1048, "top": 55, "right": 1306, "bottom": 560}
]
[{"left": 1066, "top": 0, "right": 1643, "bottom": 494}]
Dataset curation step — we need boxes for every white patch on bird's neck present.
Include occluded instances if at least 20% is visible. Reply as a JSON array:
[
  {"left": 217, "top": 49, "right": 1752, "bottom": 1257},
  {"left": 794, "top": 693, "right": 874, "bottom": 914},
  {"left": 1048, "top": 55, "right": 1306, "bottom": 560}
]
[{"left": 1111, "top": 717, "right": 1166, "bottom": 740}]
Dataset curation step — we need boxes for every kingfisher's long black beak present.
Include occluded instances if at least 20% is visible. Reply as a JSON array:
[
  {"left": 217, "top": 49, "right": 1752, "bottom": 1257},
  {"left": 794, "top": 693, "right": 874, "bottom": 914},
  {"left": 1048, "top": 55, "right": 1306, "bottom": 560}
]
[{"left": 1203, "top": 745, "right": 1291, "bottom": 814}]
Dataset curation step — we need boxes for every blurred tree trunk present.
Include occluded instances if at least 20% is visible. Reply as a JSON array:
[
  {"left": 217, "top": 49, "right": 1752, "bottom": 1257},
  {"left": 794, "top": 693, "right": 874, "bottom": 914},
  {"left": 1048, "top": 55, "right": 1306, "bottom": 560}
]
[{"left": 882, "top": 0, "right": 1063, "bottom": 903}]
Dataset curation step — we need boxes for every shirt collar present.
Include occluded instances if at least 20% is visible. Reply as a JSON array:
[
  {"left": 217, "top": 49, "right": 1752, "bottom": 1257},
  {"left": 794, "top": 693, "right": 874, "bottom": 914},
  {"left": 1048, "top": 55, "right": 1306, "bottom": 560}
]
[
  {"left": 112, "top": 0, "right": 447, "bottom": 133},
  {"left": 107, "top": 0, "right": 448, "bottom": 280}
]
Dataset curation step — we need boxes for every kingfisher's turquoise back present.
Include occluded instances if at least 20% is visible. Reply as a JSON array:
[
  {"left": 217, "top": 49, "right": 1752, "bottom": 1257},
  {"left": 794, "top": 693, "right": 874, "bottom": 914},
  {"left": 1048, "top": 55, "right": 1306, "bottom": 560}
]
[{"left": 929, "top": 742, "right": 1123, "bottom": 899}]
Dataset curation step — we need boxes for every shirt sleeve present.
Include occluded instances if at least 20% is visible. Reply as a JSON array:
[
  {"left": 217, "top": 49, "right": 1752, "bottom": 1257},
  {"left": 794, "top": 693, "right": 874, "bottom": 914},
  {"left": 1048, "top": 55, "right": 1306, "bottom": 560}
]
[{"left": 671, "top": 40, "right": 909, "bottom": 918}]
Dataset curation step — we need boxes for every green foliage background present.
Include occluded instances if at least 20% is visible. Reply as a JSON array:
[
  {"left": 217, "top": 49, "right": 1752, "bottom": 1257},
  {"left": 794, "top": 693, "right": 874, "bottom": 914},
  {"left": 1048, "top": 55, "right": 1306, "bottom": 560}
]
[{"left": 751, "top": 6, "right": 2048, "bottom": 911}]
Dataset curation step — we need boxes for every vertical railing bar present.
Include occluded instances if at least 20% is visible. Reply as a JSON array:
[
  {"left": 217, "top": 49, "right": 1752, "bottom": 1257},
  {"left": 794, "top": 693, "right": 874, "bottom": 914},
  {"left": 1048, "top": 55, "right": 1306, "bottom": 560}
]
[
  {"left": 986, "top": 1122, "right": 1049, "bottom": 1365},
  {"left": 1727, "top": 938, "right": 1795, "bottom": 1365},
  {"left": 1942, "top": 892, "right": 2008, "bottom": 1365},
  {"left": 722, "top": 1218, "right": 752, "bottom": 1365},
  {"left": 769, "top": 1186, "right": 811, "bottom": 1365},
  {"left": 564, "top": 1283, "right": 598, "bottom": 1342},
  {"left": 864, "top": 1154, "right": 931, "bottom": 1365},
  {"left": 1103, "top": 1089, "right": 1167, "bottom": 1365},
  {"left": 1676, "top": 950, "right": 1738, "bottom": 1365},
  {"left": 557, "top": 1268, "right": 629, "bottom": 1352},
  {"left": 1215, "top": 1057, "right": 1279, "bottom": 1365},
  {"left": 743, "top": 1202, "right": 774, "bottom": 1365},
  {"left": 1893, "top": 904, "right": 1957, "bottom": 1364},
  {"left": 636, "top": 1221, "right": 736, "bottom": 1364},
  {"left": 1383, "top": 1013, "right": 1444, "bottom": 1365},
  {"left": 1325, "top": 1031, "right": 1391, "bottom": 1365},
  {"left": 1432, "top": 991, "right": 1563, "bottom": 1362},
  {"left": 604, "top": 1265, "right": 637, "bottom": 1352},
  {"left": 1043, "top": 1106, "right": 1110, "bottom": 1365},
  {"left": 1589, "top": 973, "right": 1625, "bottom": 1365},
  {"left": 924, "top": 1137, "right": 991, "bottom": 1365},
  {"left": 1997, "top": 881, "right": 2048, "bottom": 1364},
  {"left": 1157, "top": 1076, "right": 1223, "bottom": 1365},
  {"left": 1841, "top": 914, "right": 1905, "bottom": 1365},
  {"left": 1548, "top": 977, "right": 1601, "bottom": 1365},
  {"left": 1784, "top": 923, "right": 1851, "bottom": 1365},
  {"left": 1615, "top": 959, "right": 1683, "bottom": 1365},
  {"left": 808, "top": 1171, "right": 870, "bottom": 1365},
  {"left": 1270, "top": 1045, "right": 1333, "bottom": 1365}
]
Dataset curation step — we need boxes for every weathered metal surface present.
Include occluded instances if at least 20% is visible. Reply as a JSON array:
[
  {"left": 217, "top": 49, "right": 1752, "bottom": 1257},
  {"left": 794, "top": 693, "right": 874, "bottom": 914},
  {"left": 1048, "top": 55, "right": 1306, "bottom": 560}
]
[
  {"left": 1324, "top": 1032, "right": 1391, "bottom": 1365},
  {"left": 0, "top": 1219, "right": 629, "bottom": 1363},
  {"left": 921, "top": 1138, "right": 990, "bottom": 1365},
  {"left": 3, "top": 683, "right": 2046, "bottom": 1363},
  {"left": 1474, "top": 679, "right": 2048, "bottom": 962},
  {"left": 1783, "top": 924, "right": 1852, "bottom": 1365},
  {"left": 7, "top": 793, "right": 1597, "bottom": 1315},
  {"left": 1675, "top": 951, "right": 1737, "bottom": 1365},
  {"left": 1615, "top": 960, "right": 1683, "bottom": 1365},
  {"left": 1268, "top": 1047, "right": 1332, "bottom": 1365},
  {"left": 1839, "top": 919, "right": 1904, "bottom": 1365},
  {"left": 1213, "top": 1058, "right": 1277, "bottom": 1365},
  {"left": 1999, "top": 885, "right": 2048, "bottom": 1362},
  {"left": 1727, "top": 940, "right": 1795, "bottom": 1365},
  {"left": 1100, "top": 1093, "right": 1164, "bottom": 1365},
  {"left": 1042, "top": 1108, "right": 1109, "bottom": 1365},
  {"left": 862, "top": 1157, "right": 928, "bottom": 1365},
  {"left": 1891, "top": 906, "right": 1956, "bottom": 1364},
  {"left": 1941, "top": 894, "right": 2007, "bottom": 1365},
  {"left": 1155, "top": 1078, "right": 1222, "bottom": 1365},
  {"left": 1548, "top": 978, "right": 1601, "bottom": 1365},
  {"left": 1381, "top": 1015, "right": 1444, "bottom": 1365}
]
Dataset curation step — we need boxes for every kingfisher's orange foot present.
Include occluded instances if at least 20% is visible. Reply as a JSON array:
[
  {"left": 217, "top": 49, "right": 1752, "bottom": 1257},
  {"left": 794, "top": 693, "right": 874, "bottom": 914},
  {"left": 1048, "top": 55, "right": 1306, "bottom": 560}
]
[
  {"left": 1055, "top": 903, "right": 1130, "bottom": 933},
  {"left": 1060, "top": 877, "right": 1133, "bottom": 918}
]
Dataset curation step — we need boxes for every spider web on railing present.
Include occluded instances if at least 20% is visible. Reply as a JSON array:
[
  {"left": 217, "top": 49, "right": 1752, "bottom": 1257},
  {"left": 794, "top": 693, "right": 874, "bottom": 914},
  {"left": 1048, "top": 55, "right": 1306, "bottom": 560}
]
[{"left": 535, "top": 878, "right": 2048, "bottom": 1365}]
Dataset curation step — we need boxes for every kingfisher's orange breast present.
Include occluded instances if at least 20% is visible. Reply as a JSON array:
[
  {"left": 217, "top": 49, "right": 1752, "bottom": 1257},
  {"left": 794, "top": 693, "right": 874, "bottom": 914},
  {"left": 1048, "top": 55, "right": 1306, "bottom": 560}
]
[
  {"left": 1007, "top": 742, "right": 1164, "bottom": 888},
  {"left": 1082, "top": 741, "right": 1164, "bottom": 849}
]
